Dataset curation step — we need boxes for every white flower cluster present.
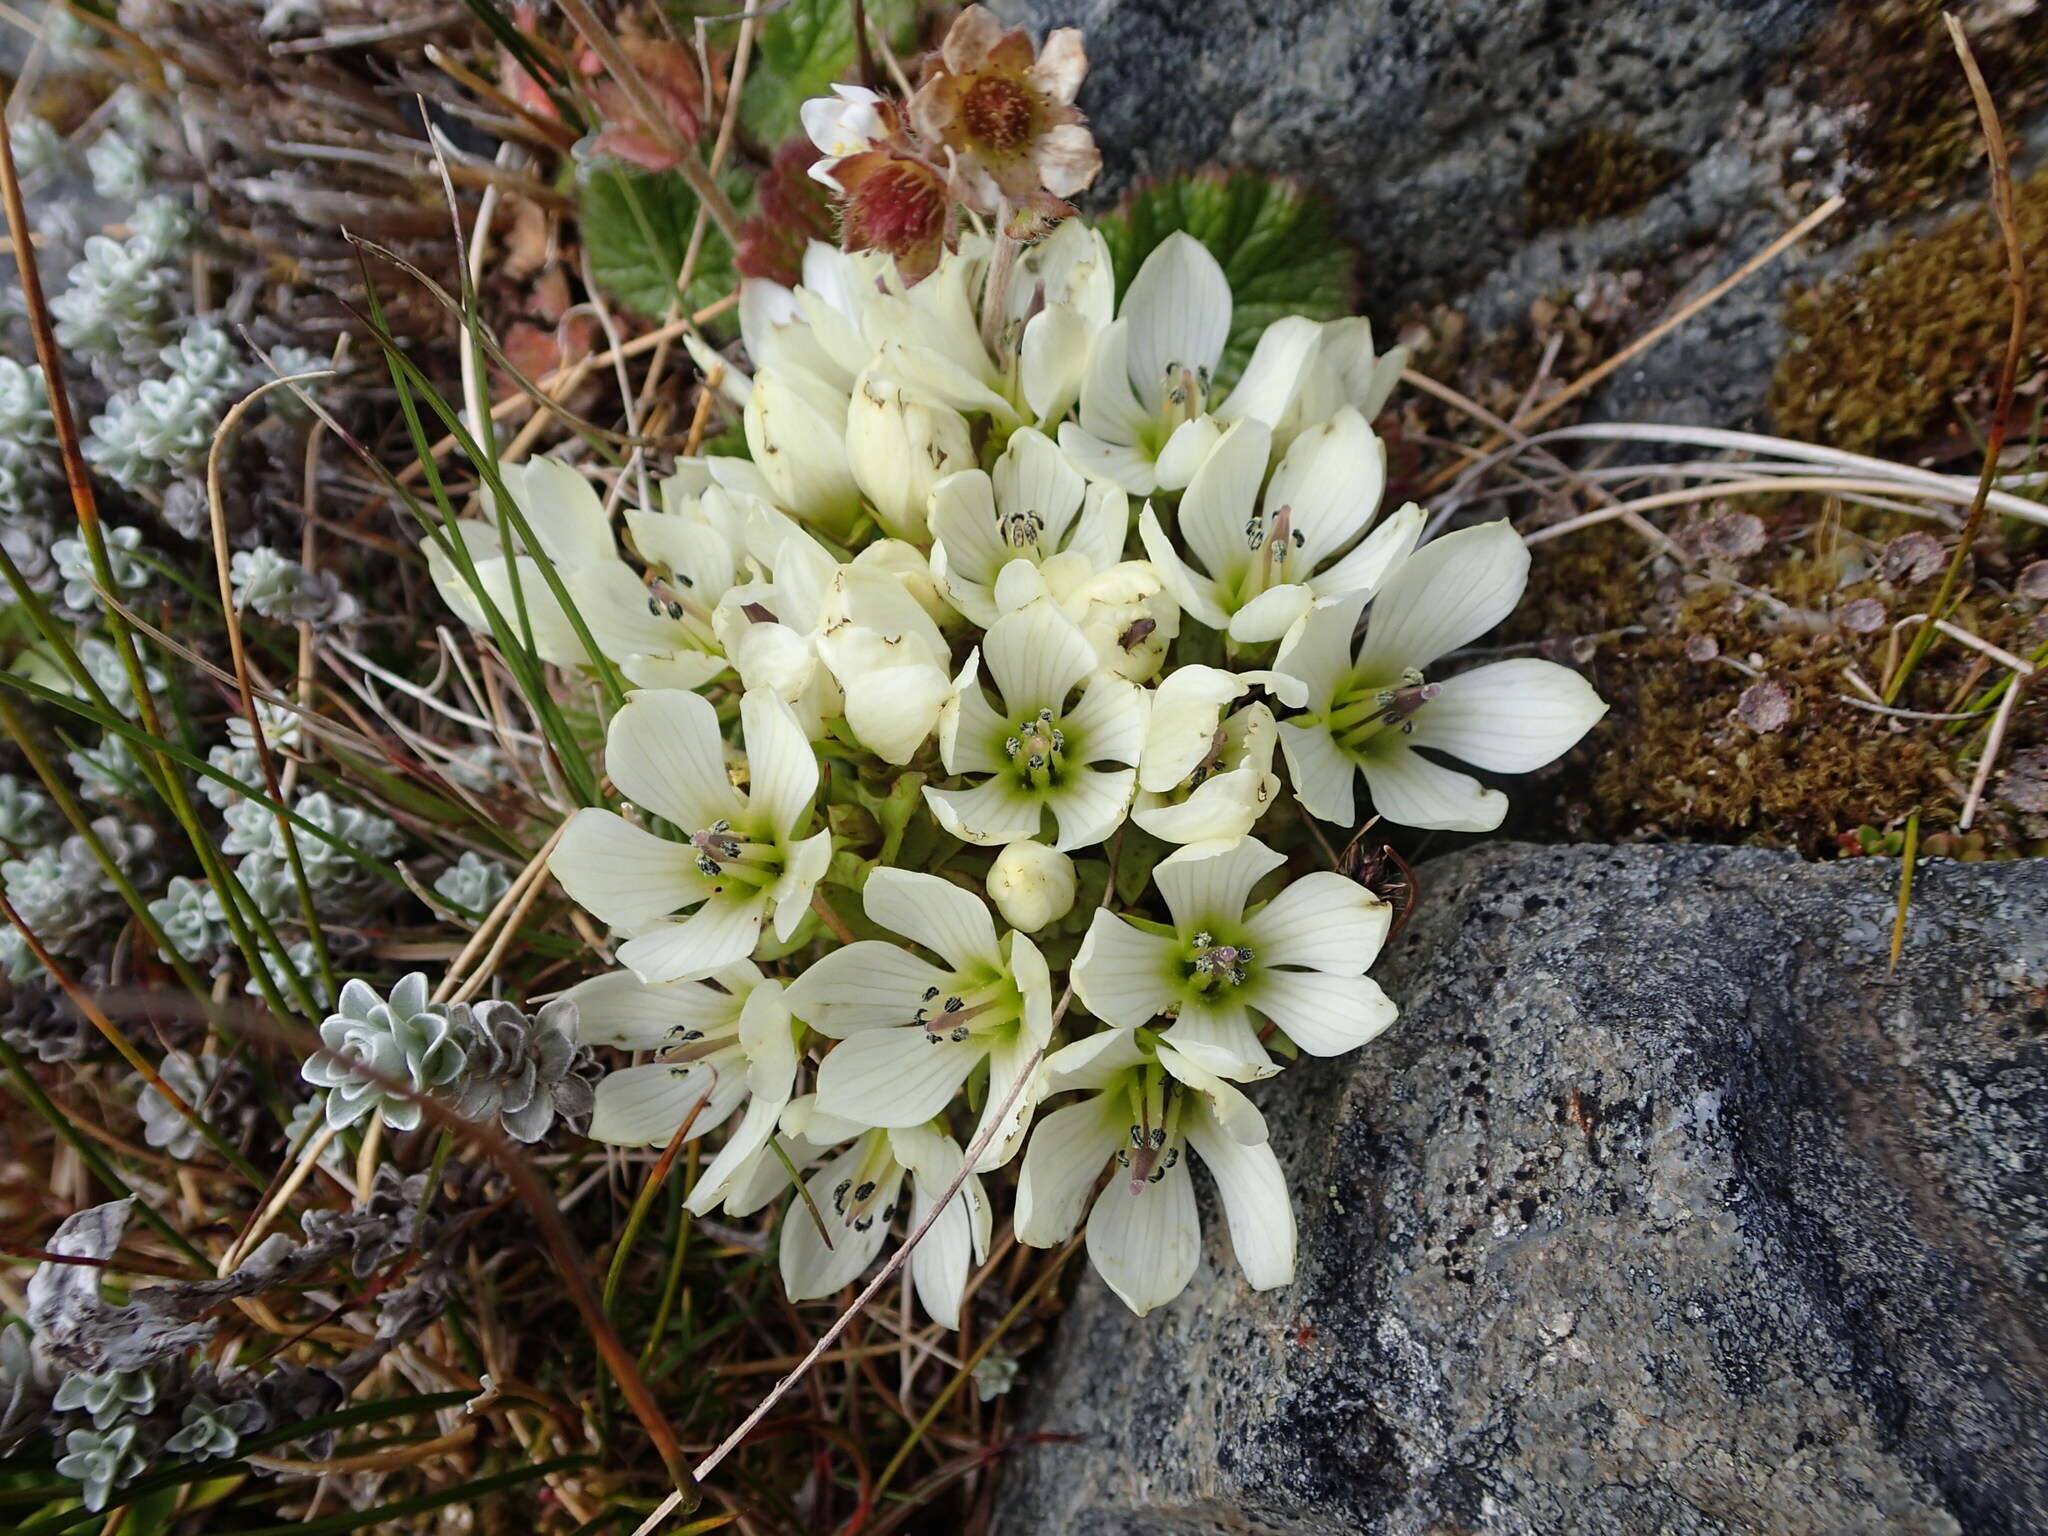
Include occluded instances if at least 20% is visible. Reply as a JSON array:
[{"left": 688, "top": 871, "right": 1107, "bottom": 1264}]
[{"left": 432, "top": 222, "right": 1606, "bottom": 1318}]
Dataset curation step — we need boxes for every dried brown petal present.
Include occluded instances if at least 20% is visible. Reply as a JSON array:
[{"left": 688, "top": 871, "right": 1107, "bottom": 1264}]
[
  {"left": 1736, "top": 678, "right": 1793, "bottom": 733},
  {"left": 1684, "top": 634, "right": 1720, "bottom": 662},
  {"left": 1879, "top": 531, "right": 1945, "bottom": 586},
  {"left": 2016, "top": 560, "right": 2048, "bottom": 601},
  {"left": 1838, "top": 598, "right": 1887, "bottom": 633}
]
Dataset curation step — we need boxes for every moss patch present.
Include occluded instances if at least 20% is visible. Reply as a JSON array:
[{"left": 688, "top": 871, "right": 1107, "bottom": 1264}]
[
  {"left": 1769, "top": 167, "right": 2048, "bottom": 456},
  {"left": 1799, "top": 0, "right": 2048, "bottom": 214},
  {"left": 1500, "top": 513, "right": 2047, "bottom": 858},
  {"left": 1523, "top": 127, "right": 1684, "bottom": 234}
]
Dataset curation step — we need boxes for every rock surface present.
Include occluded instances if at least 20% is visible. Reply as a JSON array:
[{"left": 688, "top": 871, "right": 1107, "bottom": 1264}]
[
  {"left": 993, "top": 844, "right": 2048, "bottom": 1536},
  {"left": 991, "top": 0, "right": 2040, "bottom": 430}
]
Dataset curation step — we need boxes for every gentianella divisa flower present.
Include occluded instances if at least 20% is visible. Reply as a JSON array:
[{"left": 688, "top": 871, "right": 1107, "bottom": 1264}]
[
  {"left": 1139, "top": 409, "right": 1423, "bottom": 645},
  {"left": 566, "top": 964, "right": 800, "bottom": 1216},
  {"left": 1013, "top": 1029, "right": 1291, "bottom": 1316},
  {"left": 549, "top": 689, "right": 831, "bottom": 984},
  {"left": 1132, "top": 665, "right": 1280, "bottom": 851},
  {"left": 428, "top": 457, "right": 737, "bottom": 690},
  {"left": 926, "top": 594, "right": 1146, "bottom": 850},
  {"left": 786, "top": 868, "right": 1052, "bottom": 1170},
  {"left": 1267, "top": 519, "right": 1609, "bottom": 833},
  {"left": 1073, "top": 835, "right": 1396, "bottom": 1079},
  {"left": 774, "top": 1098, "right": 992, "bottom": 1328}
]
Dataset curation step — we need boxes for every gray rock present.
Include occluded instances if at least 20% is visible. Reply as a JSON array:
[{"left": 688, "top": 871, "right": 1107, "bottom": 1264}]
[
  {"left": 989, "top": 0, "right": 2033, "bottom": 431},
  {"left": 994, "top": 844, "right": 2048, "bottom": 1536}
]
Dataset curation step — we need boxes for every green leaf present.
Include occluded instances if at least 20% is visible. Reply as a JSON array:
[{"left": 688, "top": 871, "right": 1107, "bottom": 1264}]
[
  {"left": 577, "top": 164, "right": 739, "bottom": 323},
  {"left": 1097, "top": 170, "right": 1359, "bottom": 383},
  {"left": 739, "top": 0, "right": 921, "bottom": 144}
]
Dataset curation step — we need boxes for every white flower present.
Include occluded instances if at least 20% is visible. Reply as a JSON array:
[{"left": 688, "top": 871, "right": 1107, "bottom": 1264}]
[
  {"left": 776, "top": 1101, "right": 992, "bottom": 1329},
  {"left": 1013, "top": 1030, "right": 1292, "bottom": 1316},
  {"left": 1268, "top": 520, "right": 1608, "bottom": 832},
  {"left": 844, "top": 369, "right": 977, "bottom": 544},
  {"left": 801, "top": 84, "right": 891, "bottom": 192},
  {"left": 986, "top": 839, "right": 1077, "bottom": 933},
  {"left": 567, "top": 965, "right": 801, "bottom": 1216},
  {"left": 715, "top": 533, "right": 954, "bottom": 762},
  {"left": 1058, "top": 232, "right": 1234, "bottom": 494},
  {"left": 1072, "top": 836, "right": 1395, "bottom": 1079},
  {"left": 426, "top": 458, "right": 726, "bottom": 687},
  {"left": 787, "top": 868, "right": 1053, "bottom": 1169},
  {"left": 926, "top": 595, "right": 1145, "bottom": 850},
  {"left": 1139, "top": 411, "right": 1424, "bottom": 645},
  {"left": 743, "top": 364, "right": 862, "bottom": 534},
  {"left": 1132, "top": 666, "right": 1279, "bottom": 850},
  {"left": 928, "top": 426, "right": 1127, "bottom": 627},
  {"left": 549, "top": 689, "right": 832, "bottom": 984},
  {"left": 614, "top": 476, "right": 774, "bottom": 689}
]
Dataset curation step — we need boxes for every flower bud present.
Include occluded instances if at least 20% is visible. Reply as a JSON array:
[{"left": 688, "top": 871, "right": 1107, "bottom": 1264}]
[
  {"left": 845, "top": 371, "right": 975, "bottom": 544},
  {"left": 987, "top": 840, "right": 1077, "bottom": 933},
  {"left": 744, "top": 365, "right": 861, "bottom": 533}
]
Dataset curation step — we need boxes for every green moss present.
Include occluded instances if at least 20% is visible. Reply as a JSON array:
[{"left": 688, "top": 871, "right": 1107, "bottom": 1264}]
[
  {"left": 1770, "top": 167, "right": 2048, "bottom": 456},
  {"left": 1501, "top": 516, "right": 2046, "bottom": 857},
  {"left": 1523, "top": 127, "right": 1684, "bottom": 234},
  {"left": 1802, "top": 0, "right": 2048, "bottom": 214}
]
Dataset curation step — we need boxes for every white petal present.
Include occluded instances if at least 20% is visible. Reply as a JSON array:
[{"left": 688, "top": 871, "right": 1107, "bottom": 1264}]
[
  {"left": 784, "top": 941, "right": 947, "bottom": 1037},
  {"left": 992, "top": 427, "right": 1086, "bottom": 545},
  {"left": 1250, "top": 968, "right": 1398, "bottom": 1058},
  {"left": 1174, "top": 416, "right": 1269, "bottom": 593},
  {"left": 1063, "top": 480, "right": 1131, "bottom": 570},
  {"left": 1185, "top": 1098, "right": 1295, "bottom": 1291},
  {"left": 616, "top": 893, "right": 769, "bottom": 984},
  {"left": 1071, "top": 910, "right": 1177, "bottom": 1028},
  {"left": 1042, "top": 1027, "right": 1149, "bottom": 1092},
  {"left": 1121, "top": 232, "right": 1232, "bottom": 404},
  {"left": 863, "top": 868, "right": 1000, "bottom": 972},
  {"left": 1353, "top": 520, "right": 1530, "bottom": 675},
  {"left": 1407, "top": 658, "right": 1608, "bottom": 772},
  {"left": 1312, "top": 500, "right": 1425, "bottom": 600},
  {"left": 1215, "top": 316, "right": 1322, "bottom": 428},
  {"left": 1138, "top": 504, "right": 1229, "bottom": 631},
  {"left": 1358, "top": 740, "right": 1506, "bottom": 833},
  {"left": 1270, "top": 589, "right": 1367, "bottom": 710},
  {"left": 768, "top": 828, "right": 832, "bottom": 940},
  {"left": 928, "top": 470, "right": 1008, "bottom": 593},
  {"left": 606, "top": 690, "right": 742, "bottom": 834},
  {"left": 1162, "top": 998, "right": 1272, "bottom": 1079},
  {"left": 549, "top": 809, "right": 702, "bottom": 931},
  {"left": 1059, "top": 423, "right": 1159, "bottom": 495},
  {"left": 1243, "top": 870, "right": 1391, "bottom": 973},
  {"left": 828, "top": 631, "right": 951, "bottom": 765},
  {"left": 1065, "top": 675, "right": 1148, "bottom": 768},
  {"left": 815, "top": 1028, "right": 980, "bottom": 1128},
  {"left": 562, "top": 969, "right": 741, "bottom": 1050},
  {"left": 970, "top": 1030, "right": 1044, "bottom": 1172},
  {"left": 780, "top": 1140, "right": 899, "bottom": 1300},
  {"left": 1140, "top": 665, "right": 1245, "bottom": 792},
  {"left": 495, "top": 458, "right": 613, "bottom": 566},
  {"left": 1153, "top": 415, "right": 1223, "bottom": 491},
  {"left": 1086, "top": 1149, "right": 1200, "bottom": 1316},
  {"left": 1021, "top": 302, "right": 1096, "bottom": 424},
  {"left": 1014, "top": 1096, "right": 1122, "bottom": 1247},
  {"left": 1048, "top": 766, "right": 1136, "bottom": 852},
  {"left": 1156, "top": 1043, "right": 1271, "bottom": 1141},
  {"left": 1072, "top": 318, "right": 1149, "bottom": 446},
  {"left": 1154, "top": 837, "right": 1286, "bottom": 933},
  {"left": 686, "top": 1089, "right": 786, "bottom": 1215},
  {"left": 1277, "top": 720, "right": 1358, "bottom": 826},
  {"left": 1265, "top": 407, "right": 1381, "bottom": 572},
  {"left": 908, "top": 1169, "right": 986, "bottom": 1328},
  {"left": 1226, "top": 582, "right": 1314, "bottom": 646},
  {"left": 938, "top": 660, "right": 1010, "bottom": 776},
  {"left": 589, "top": 1062, "right": 721, "bottom": 1147},
  {"left": 1131, "top": 772, "right": 1266, "bottom": 848},
  {"left": 923, "top": 779, "right": 1045, "bottom": 847},
  {"left": 984, "top": 597, "right": 1097, "bottom": 714},
  {"left": 739, "top": 688, "right": 819, "bottom": 838}
]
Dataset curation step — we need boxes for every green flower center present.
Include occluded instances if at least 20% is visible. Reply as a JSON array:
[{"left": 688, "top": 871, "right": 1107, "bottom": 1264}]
[
  {"left": 1180, "top": 927, "right": 1256, "bottom": 994},
  {"left": 1114, "top": 1064, "right": 1185, "bottom": 1193},
  {"left": 1143, "top": 360, "right": 1207, "bottom": 453},
  {"left": 688, "top": 816, "right": 783, "bottom": 894},
  {"left": 910, "top": 973, "right": 1019, "bottom": 1044},
  {"left": 1004, "top": 708, "right": 1069, "bottom": 792},
  {"left": 1324, "top": 667, "right": 1439, "bottom": 756}
]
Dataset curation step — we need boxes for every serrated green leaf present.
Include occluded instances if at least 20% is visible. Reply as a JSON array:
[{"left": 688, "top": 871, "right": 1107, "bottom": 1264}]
[
  {"left": 1098, "top": 170, "right": 1358, "bottom": 383},
  {"left": 577, "top": 164, "right": 739, "bottom": 323},
  {"left": 739, "top": 0, "right": 921, "bottom": 144}
]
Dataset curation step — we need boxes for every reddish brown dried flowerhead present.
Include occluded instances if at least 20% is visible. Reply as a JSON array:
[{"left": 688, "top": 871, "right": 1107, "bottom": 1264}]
[
  {"left": 909, "top": 5, "right": 1100, "bottom": 215},
  {"left": 834, "top": 152, "right": 949, "bottom": 281}
]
